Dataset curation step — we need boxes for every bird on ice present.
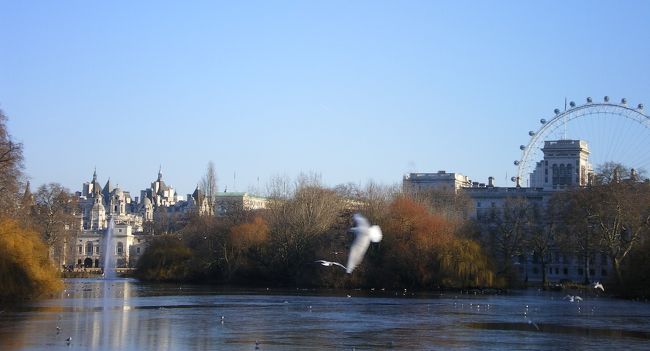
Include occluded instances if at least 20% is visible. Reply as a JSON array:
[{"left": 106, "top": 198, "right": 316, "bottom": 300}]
[
  {"left": 314, "top": 260, "right": 347, "bottom": 270},
  {"left": 345, "top": 213, "right": 383, "bottom": 273},
  {"left": 564, "top": 295, "right": 583, "bottom": 302},
  {"left": 592, "top": 281, "right": 605, "bottom": 291}
]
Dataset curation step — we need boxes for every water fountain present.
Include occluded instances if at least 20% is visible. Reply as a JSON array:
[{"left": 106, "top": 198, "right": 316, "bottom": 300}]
[{"left": 102, "top": 217, "right": 117, "bottom": 279}]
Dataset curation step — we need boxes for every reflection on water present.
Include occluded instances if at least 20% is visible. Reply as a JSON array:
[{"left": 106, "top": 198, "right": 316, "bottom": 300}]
[{"left": 1, "top": 279, "right": 650, "bottom": 350}]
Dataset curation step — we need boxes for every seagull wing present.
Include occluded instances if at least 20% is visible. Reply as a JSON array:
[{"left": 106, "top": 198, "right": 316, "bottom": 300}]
[
  {"left": 575, "top": 296, "right": 583, "bottom": 301},
  {"left": 353, "top": 213, "right": 370, "bottom": 230},
  {"left": 314, "top": 260, "right": 329, "bottom": 266},
  {"left": 331, "top": 262, "right": 347, "bottom": 270},
  {"left": 346, "top": 231, "right": 371, "bottom": 273}
]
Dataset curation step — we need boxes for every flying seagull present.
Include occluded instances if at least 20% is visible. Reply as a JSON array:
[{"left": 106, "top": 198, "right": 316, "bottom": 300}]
[
  {"left": 592, "top": 281, "right": 605, "bottom": 291},
  {"left": 345, "top": 213, "right": 383, "bottom": 273},
  {"left": 314, "top": 260, "right": 347, "bottom": 270}
]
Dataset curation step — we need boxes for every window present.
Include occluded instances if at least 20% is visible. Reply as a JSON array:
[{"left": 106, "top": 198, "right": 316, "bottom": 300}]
[
  {"left": 78, "top": 245, "right": 83, "bottom": 254},
  {"left": 563, "top": 268, "right": 568, "bottom": 275},
  {"left": 117, "top": 242, "right": 124, "bottom": 255},
  {"left": 136, "top": 247, "right": 141, "bottom": 254},
  {"left": 578, "top": 268, "right": 584, "bottom": 275},
  {"left": 86, "top": 242, "right": 93, "bottom": 255}
]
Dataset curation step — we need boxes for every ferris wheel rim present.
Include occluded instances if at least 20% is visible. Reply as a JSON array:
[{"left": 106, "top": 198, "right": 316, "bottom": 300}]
[{"left": 514, "top": 97, "right": 649, "bottom": 184}]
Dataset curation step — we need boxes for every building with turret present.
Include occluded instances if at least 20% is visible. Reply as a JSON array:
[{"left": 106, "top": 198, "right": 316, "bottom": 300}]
[{"left": 70, "top": 168, "right": 239, "bottom": 270}]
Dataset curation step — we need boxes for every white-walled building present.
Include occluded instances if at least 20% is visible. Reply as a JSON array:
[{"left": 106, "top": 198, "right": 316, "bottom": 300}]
[
  {"left": 403, "top": 171, "right": 472, "bottom": 193},
  {"left": 529, "top": 140, "right": 592, "bottom": 190},
  {"left": 71, "top": 223, "right": 138, "bottom": 269},
  {"left": 215, "top": 192, "right": 268, "bottom": 216}
]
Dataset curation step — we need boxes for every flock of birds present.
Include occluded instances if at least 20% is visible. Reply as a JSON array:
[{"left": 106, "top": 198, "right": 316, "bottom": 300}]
[{"left": 563, "top": 281, "right": 605, "bottom": 303}]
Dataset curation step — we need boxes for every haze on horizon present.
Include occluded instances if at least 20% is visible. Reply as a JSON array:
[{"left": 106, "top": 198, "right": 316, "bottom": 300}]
[{"left": 1, "top": 1, "right": 649, "bottom": 196}]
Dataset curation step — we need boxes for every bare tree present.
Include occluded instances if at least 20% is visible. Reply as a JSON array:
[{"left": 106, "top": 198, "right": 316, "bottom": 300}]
[
  {"left": 265, "top": 173, "right": 344, "bottom": 282},
  {"left": 479, "top": 197, "right": 533, "bottom": 283},
  {"left": 594, "top": 162, "right": 647, "bottom": 184},
  {"left": 525, "top": 201, "right": 553, "bottom": 286},
  {"left": 200, "top": 161, "right": 218, "bottom": 215},
  {"left": 33, "top": 183, "right": 78, "bottom": 266},
  {"left": 586, "top": 182, "right": 650, "bottom": 285},
  {"left": 0, "top": 109, "right": 24, "bottom": 217}
]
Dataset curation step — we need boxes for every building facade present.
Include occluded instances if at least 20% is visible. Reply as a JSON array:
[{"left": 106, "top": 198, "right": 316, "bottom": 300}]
[
  {"left": 403, "top": 139, "right": 610, "bottom": 285},
  {"left": 215, "top": 192, "right": 268, "bottom": 216}
]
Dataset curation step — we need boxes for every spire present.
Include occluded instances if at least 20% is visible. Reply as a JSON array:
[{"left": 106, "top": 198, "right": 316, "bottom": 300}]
[
  {"left": 103, "top": 178, "right": 112, "bottom": 194},
  {"left": 22, "top": 181, "right": 34, "bottom": 205},
  {"left": 93, "top": 167, "right": 97, "bottom": 182},
  {"left": 158, "top": 165, "right": 163, "bottom": 181}
]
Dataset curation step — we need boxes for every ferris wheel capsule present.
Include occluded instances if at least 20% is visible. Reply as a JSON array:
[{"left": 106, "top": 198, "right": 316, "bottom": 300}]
[
  {"left": 529, "top": 130, "right": 535, "bottom": 136},
  {"left": 587, "top": 97, "right": 593, "bottom": 103},
  {"left": 621, "top": 98, "right": 627, "bottom": 105},
  {"left": 520, "top": 145, "right": 526, "bottom": 150},
  {"left": 638, "top": 103, "right": 644, "bottom": 110},
  {"left": 540, "top": 118, "right": 546, "bottom": 124},
  {"left": 569, "top": 101, "right": 576, "bottom": 108},
  {"left": 554, "top": 108, "right": 560, "bottom": 115},
  {"left": 511, "top": 176, "right": 517, "bottom": 182},
  {"left": 604, "top": 96, "right": 610, "bottom": 102},
  {"left": 514, "top": 160, "right": 520, "bottom": 166}
]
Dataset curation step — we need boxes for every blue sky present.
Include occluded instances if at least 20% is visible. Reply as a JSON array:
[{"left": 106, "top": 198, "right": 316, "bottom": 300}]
[{"left": 1, "top": 1, "right": 649, "bottom": 197}]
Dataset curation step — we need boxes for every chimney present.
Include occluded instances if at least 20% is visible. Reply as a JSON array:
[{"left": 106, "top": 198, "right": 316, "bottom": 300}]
[{"left": 488, "top": 176, "right": 494, "bottom": 187}]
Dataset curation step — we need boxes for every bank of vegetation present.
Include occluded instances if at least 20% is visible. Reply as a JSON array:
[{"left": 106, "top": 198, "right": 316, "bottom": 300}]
[
  {"left": 0, "top": 110, "right": 63, "bottom": 303},
  {"left": 136, "top": 179, "right": 501, "bottom": 290},
  {"left": 136, "top": 167, "right": 650, "bottom": 297}
]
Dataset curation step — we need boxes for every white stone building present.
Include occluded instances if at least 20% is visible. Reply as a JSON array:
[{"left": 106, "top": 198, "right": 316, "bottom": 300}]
[
  {"left": 215, "top": 192, "right": 268, "bottom": 216},
  {"left": 529, "top": 139, "right": 593, "bottom": 190},
  {"left": 403, "top": 170, "right": 473, "bottom": 193},
  {"left": 72, "top": 223, "right": 139, "bottom": 269}
]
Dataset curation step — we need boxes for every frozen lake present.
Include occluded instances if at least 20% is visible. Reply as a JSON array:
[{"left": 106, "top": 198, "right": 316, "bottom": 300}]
[{"left": 1, "top": 278, "right": 649, "bottom": 350}]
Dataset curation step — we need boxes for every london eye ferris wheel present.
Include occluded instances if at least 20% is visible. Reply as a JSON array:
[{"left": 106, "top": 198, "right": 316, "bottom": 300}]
[{"left": 513, "top": 96, "right": 649, "bottom": 187}]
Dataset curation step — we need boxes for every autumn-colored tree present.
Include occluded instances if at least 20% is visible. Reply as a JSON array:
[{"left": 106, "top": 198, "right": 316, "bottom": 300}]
[
  {"left": 221, "top": 216, "right": 269, "bottom": 280},
  {"left": 381, "top": 196, "right": 455, "bottom": 287},
  {"left": 0, "top": 218, "right": 63, "bottom": 301},
  {"left": 406, "top": 187, "right": 474, "bottom": 221}
]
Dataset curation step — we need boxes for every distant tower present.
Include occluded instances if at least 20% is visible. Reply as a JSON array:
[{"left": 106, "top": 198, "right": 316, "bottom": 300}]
[{"left": 529, "top": 140, "right": 592, "bottom": 190}]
